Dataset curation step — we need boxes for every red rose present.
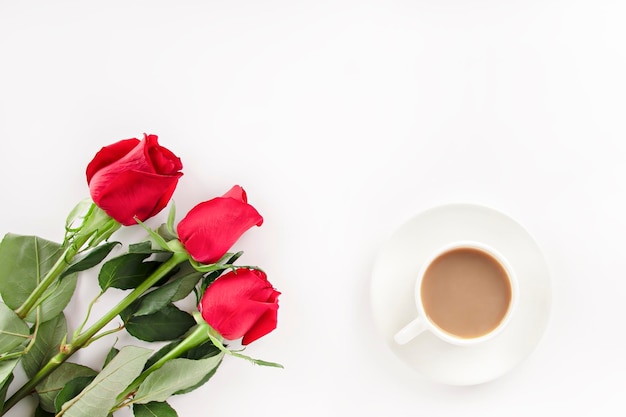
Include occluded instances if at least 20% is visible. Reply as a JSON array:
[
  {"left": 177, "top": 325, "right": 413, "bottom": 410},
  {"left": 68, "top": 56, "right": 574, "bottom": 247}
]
[
  {"left": 86, "top": 134, "right": 183, "bottom": 226},
  {"left": 177, "top": 185, "right": 263, "bottom": 264},
  {"left": 199, "top": 268, "right": 280, "bottom": 344}
]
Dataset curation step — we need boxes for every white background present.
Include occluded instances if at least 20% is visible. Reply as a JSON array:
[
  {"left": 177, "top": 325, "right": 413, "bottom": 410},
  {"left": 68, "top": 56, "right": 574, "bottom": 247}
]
[{"left": 1, "top": 0, "right": 625, "bottom": 416}]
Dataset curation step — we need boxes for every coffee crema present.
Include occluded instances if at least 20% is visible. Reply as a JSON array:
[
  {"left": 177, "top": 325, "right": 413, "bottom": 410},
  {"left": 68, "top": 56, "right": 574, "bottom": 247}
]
[{"left": 420, "top": 247, "right": 512, "bottom": 339}]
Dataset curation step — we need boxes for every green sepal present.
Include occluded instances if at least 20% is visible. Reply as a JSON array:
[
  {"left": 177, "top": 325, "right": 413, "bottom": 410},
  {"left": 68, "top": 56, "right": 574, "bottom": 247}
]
[
  {"left": 166, "top": 201, "right": 177, "bottom": 237},
  {"left": 206, "top": 324, "right": 283, "bottom": 369},
  {"left": 133, "top": 217, "right": 171, "bottom": 252},
  {"left": 65, "top": 202, "right": 120, "bottom": 248},
  {"left": 156, "top": 224, "right": 178, "bottom": 242},
  {"left": 198, "top": 251, "right": 244, "bottom": 290},
  {"left": 64, "top": 199, "right": 94, "bottom": 235}
]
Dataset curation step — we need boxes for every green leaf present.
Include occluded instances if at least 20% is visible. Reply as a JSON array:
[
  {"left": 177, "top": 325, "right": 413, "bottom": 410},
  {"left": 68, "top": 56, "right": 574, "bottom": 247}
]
[
  {"left": 0, "top": 358, "right": 18, "bottom": 403},
  {"left": 25, "top": 272, "right": 77, "bottom": 323},
  {"left": 34, "top": 405, "right": 55, "bottom": 417},
  {"left": 133, "top": 401, "right": 178, "bottom": 417},
  {"left": 54, "top": 375, "right": 95, "bottom": 413},
  {"left": 136, "top": 262, "right": 202, "bottom": 314},
  {"left": 0, "top": 302, "right": 29, "bottom": 353},
  {"left": 167, "top": 264, "right": 203, "bottom": 302},
  {"left": 128, "top": 241, "right": 168, "bottom": 255},
  {"left": 129, "top": 241, "right": 152, "bottom": 253},
  {"left": 0, "top": 234, "right": 62, "bottom": 311},
  {"left": 22, "top": 313, "right": 67, "bottom": 378},
  {"left": 98, "top": 252, "right": 160, "bottom": 290},
  {"left": 61, "top": 241, "right": 121, "bottom": 278},
  {"left": 103, "top": 346, "right": 119, "bottom": 367},
  {"left": 183, "top": 340, "right": 221, "bottom": 360},
  {"left": 172, "top": 355, "right": 222, "bottom": 395},
  {"left": 58, "top": 346, "right": 152, "bottom": 417},
  {"left": 133, "top": 354, "right": 224, "bottom": 404},
  {"left": 133, "top": 281, "right": 183, "bottom": 316},
  {"left": 36, "top": 362, "right": 97, "bottom": 413},
  {"left": 143, "top": 341, "right": 178, "bottom": 371},
  {"left": 122, "top": 304, "right": 195, "bottom": 342}
]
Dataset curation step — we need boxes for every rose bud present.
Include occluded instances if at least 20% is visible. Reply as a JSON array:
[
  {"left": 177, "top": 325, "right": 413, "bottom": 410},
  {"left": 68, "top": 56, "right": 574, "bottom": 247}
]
[
  {"left": 199, "top": 268, "right": 280, "bottom": 344},
  {"left": 177, "top": 185, "right": 263, "bottom": 264},
  {"left": 86, "top": 133, "right": 183, "bottom": 226}
]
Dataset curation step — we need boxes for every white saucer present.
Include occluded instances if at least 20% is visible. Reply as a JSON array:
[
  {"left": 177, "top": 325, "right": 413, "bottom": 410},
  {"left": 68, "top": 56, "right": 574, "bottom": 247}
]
[{"left": 370, "top": 203, "right": 551, "bottom": 386}]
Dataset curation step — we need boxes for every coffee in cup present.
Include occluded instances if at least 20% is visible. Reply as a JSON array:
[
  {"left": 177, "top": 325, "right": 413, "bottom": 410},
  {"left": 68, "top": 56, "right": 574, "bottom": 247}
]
[{"left": 394, "top": 241, "right": 517, "bottom": 345}]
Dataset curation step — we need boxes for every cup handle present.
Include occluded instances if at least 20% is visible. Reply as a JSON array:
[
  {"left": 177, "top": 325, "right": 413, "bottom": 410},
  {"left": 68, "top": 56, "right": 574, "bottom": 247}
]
[{"left": 394, "top": 316, "right": 428, "bottom": 345}]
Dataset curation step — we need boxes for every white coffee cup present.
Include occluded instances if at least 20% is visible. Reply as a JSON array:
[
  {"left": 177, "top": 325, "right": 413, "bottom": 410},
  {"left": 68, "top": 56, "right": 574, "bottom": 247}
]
[{"left": 394, "top": 241, "right": 518, "bottom": 346}]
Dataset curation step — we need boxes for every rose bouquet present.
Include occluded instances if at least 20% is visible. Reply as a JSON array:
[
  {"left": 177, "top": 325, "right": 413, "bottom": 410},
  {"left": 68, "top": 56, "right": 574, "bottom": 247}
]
[{"left": 0, "top": 135, "right": 281, "bottom": 417}]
